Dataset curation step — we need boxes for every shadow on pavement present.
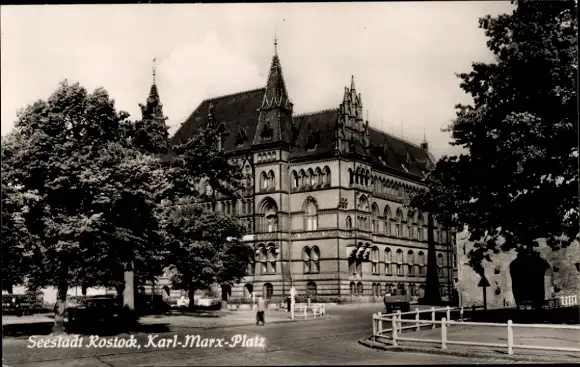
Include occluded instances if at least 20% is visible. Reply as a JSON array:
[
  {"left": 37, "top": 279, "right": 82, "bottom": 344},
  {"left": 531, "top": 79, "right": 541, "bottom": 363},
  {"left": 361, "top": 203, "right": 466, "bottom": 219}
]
[{"left": 466, "top": 305, "right": 579, "bottom": 324}]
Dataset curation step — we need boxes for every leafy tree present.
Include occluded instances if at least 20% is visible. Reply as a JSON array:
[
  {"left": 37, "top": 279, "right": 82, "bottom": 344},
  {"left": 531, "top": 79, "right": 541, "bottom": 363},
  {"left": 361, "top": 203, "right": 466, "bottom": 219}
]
[
  {"left": 163, "top": 202, "right": 251, "bottom": 306},
  {"left": 412, "top": 0, "right": 578, "bottom": 272},
  {"left": 157, "top": 120, "right": 251, "bottom": 305},
  {"left": 8, "top": 81, "right": 163, "bottom": 333},
  {"left": 1, "top": 133, "right": 41, "bottom": 293},
  {"left": 131, "top": 84, "right": 170, "bottom": 156}
]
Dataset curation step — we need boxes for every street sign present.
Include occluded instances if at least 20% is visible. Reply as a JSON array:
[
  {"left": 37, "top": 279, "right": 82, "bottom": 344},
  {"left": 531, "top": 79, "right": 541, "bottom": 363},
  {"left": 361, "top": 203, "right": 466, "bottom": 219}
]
[{"left": 478, "top": 275, "right": 490, "bottom": 287}]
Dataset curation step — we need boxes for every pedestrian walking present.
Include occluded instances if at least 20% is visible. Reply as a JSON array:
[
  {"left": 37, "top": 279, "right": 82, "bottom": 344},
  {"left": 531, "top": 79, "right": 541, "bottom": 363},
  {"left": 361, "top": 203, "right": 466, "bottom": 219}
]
[{"left": 256, "top": 296, "right": 266, "bottom": 326}]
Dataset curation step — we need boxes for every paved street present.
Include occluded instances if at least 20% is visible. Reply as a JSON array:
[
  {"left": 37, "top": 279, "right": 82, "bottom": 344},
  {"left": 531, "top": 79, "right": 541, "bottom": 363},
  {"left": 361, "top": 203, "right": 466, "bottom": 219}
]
[{"left": 3, "top": 304, "right": 523, "bottom": 366}]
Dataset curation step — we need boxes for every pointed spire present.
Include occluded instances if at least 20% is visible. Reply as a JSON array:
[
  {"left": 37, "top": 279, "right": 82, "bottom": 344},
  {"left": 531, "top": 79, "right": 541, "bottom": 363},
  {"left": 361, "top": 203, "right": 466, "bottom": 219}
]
[
  {"left": 274, "top": 31, "right": 278, "bottom": 56},
  {"left": 351, "top": 75, "right": 356, "bottom": 91},
  {"left": 261, "top": 41, "right": 291, "bottom": 111},
  {"left": 421, "top": 128, "right": 429, "bottom": 151},
  {"left": 152, "top": 58, "right": 157, "bottom": 85}
]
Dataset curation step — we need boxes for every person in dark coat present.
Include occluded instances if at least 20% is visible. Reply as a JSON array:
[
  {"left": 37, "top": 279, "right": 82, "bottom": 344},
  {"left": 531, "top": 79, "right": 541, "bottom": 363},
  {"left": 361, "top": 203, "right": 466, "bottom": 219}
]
[{"left": 256, "top": 296, "right": 266, "bottom": 326}]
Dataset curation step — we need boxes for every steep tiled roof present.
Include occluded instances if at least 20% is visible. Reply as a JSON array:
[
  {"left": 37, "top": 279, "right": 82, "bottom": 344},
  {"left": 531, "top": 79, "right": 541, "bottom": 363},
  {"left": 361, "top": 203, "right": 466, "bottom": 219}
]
[
  {"left": 290, "top": 109, "right": 339, "bottom": 159},
  {"left": 170, "top": 88, "right": 265, "bottom": 150}
]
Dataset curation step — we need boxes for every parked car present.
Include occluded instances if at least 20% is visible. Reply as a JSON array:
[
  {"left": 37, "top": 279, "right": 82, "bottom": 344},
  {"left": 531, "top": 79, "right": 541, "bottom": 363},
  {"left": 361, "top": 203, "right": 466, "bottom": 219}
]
[
  {"left": 383, "top": 288, "right": 412, "bottom": 314},
  {"left": 2, "top": 294, "right": 32, "bottom": 316}
]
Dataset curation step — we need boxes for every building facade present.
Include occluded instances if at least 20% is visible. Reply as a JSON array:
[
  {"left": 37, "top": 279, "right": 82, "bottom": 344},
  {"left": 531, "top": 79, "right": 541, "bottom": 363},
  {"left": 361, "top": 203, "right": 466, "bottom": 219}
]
[{"left": 160, "top": 46, "right": 456, "bottom": 302}]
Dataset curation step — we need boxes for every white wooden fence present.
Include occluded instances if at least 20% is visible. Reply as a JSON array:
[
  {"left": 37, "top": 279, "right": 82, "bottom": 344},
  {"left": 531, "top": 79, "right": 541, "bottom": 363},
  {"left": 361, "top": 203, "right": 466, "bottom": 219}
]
[
  {"left": 372, "top": 305, "right": 580, "bottom": 355},
  {"left": 560, "top": 294, "right": 577, "bottom": 307},
  {"left": 291, "top": 303, "right": 325, "bottom": 320}
]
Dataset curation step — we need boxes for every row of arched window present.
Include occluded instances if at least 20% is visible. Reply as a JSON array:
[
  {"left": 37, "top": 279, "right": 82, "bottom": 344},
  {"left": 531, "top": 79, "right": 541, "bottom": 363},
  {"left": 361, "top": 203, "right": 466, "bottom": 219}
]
[
  {"left": 259, "top": 171, "right": 276, "bottom": 191},
  {"left": 348, "top": 167, "right": 371, "bottom": 187},
  {"left": 291, "top": 166, "right": 331, "bottom": 190},
  {"left": 241, "top": 282, "right": 318, "bottom": 300},
  {"left": 255, "top": 244, "right": 278, "bottom": 275},
  {"left": 256, "top": 151, "right": 277, "bottom": 163},
  {"left": 302, "top": 246, "right": 320, "bottom": 274},
  {"left": 349, "top": 246, "right": 447, "bottom": 278}
]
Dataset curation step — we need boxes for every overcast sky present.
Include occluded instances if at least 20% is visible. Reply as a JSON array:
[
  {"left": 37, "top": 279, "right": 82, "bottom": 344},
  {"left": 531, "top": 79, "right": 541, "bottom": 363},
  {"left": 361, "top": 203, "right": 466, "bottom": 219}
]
[{"left": 1, "top": 2, "right": 514, "bottom": 159}]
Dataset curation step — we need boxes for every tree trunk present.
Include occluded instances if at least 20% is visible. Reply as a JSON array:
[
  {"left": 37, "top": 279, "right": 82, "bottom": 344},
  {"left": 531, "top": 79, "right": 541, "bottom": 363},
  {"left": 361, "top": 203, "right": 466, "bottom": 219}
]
[
  {"left": 52, "top": 279, "right": 68, "bottom": 335},
  {"left": 6, "top": 284, "right": 14, "bottom": 294},
  {"left": 424, "top": 214, "right": 442, "bottom": 305},
  {"left": 187, "top": 285, "right": 195, "bottom": 309},
  {"left": 81, "top": 284, "right": 87, "bottom": 296}
]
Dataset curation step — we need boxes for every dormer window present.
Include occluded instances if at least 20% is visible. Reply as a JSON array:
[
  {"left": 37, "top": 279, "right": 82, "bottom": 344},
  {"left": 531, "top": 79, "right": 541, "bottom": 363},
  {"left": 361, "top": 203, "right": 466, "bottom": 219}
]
[{"left": 261, "top": 121, "right": 273, "bottom": 140}]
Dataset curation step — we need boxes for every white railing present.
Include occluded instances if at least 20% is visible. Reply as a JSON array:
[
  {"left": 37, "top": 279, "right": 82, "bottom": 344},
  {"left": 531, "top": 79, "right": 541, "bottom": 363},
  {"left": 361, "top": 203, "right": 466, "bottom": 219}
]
[
  {"left": 371, "top": 306, "right": 580, "bottom": 355},
  {"left": 560, "top": 295, "right": 578, "bottom": 307},
  {"left": 291, "top": 303, "right": 325, "bottom": 320}
]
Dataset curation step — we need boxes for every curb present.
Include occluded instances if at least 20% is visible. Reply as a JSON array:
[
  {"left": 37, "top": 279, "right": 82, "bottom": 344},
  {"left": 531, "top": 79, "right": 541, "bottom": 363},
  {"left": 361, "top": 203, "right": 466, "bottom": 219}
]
[
  {"left": 172, "top": 314, "right": 332, "bottom": 330},
  {"left": 357, "top": 337, "right": 580, "bottom": 363}
]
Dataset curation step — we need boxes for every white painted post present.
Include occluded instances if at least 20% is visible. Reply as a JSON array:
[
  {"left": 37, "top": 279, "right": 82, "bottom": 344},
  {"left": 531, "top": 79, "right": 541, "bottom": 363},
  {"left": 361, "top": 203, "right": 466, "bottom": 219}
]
[
  {"left": 441, "top": 317, "right": 447, "bottom": 350},
  {"left": 392, "top": 316, "right": 398, "bottom": 346},
  {"left": 372, "top": 313, "right": 377, "bottom": 340},
  {"left": 291, "top": 303, "right": 295, "bottom": 320},
  {"left": 460, "top": 306, "right": 464, "bottom": 321},
  {"left": 396, "top": 310, "right": 402, "bottom": 334},
  {"left": 446, "top": 306, "right": 451, "bottom": 321},
  {"left": 377, "top": 312, "right": 383, "bottom": 335},
  {"left": 304, "top": 305, "right": 307, "bottom": 319},
  {"left": 507, "top": 320, "right": 514, "bottom": 355},
  {"left": 415, "top": 308, "right": 420, "bottom": 331},
  {"left": 431, "top": 307, "right": 436, "bottom": 329}
]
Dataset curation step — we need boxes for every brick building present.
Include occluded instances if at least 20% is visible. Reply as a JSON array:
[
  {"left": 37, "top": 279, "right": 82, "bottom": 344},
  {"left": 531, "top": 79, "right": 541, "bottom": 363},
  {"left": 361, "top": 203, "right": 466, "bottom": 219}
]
[{"left": 155, "top": 45, "right": 456, "bottom": 302}]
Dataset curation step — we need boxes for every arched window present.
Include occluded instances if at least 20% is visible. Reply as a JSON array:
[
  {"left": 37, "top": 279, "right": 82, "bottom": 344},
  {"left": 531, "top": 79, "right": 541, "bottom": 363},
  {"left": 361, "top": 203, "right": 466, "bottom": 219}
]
[
  {"left": 395, "top": 208, "right": 403, "bottom": 237},
  {"left": 302, "top": 247, "right": 311, "bottom": 274},
  {"left": 267, "top": 246, "right": 277, "bottom": 274},
  {"left": 263, "top": 283, "right": 273, "bottom": 299},
  {"left": 385, "top": 248, "right": 392, "bottom": 275},
  {"left": 311, "top": 246, "right": 320, "bottom": 273},
  {"left": 259, "top": 246, "right": 268, "bottom": 275},
  {"left": 244, "top": 284, "right": 253, "bottom": 299},
  {"left": 357, "top": 195, "right": 369, "bottom": 211},
  {"left": 417, "top": 214, "right": 425, "bottom": 241},
  {"left": 315, "top": 167, "right": 323, "bottom": 186},
  {"left": 384, "top": 205, "right": 392, "bottom": 236},
  {"left": 409, "top": 283, "right": 416, "bottom": 297},
  {"left": 247, "top": 252, "right": 255, "bottom": 275},
  {"left": 385, "top": 283, "right": 393, "bottom": 295},
  {"left": 323, "top": 166, "right": 331, "bottom": 186},
  {"left": 350, "top": 282, "right": 356, "bottom": 296},
  {"left": 346, "top": 216, "right": 352, "bottom": 229},
  {"left": 437, "top": 253, "right": 444, "bottom": 277},
  {"left": 371, "top": 204, "right": 380, "bottom": 233},
  {"left": 291, "top": 171, "right": 299, "bottom": 189},
  {"left": 299, "top": 169, "right": 306, "bottom": 188},
  {"left": 267, "top": 170, "right": 275, "bottom": 190},
  {"left": 418, "top": 251, "right": 425, "bottom": 276},
  {"left": 407, "top": 211, "right": 414, "bottom": 239},
  {"left": 307, "top": 168, "right": 315, "bottom": 186},
  {"left": 303, "top": 198, "right": 318, "bottom": 231},
  {"left": 306, "top": 281, "right": 317, "bottom": 298},
  {"left": 260, "top": 172, "right": 268, "bottom": 191},
  {"left": 260, "top": 198, "right": 278, "bottom": 233},
  {"left": 349, "top": 168, "right": 354, "bottom": 185},
  {"left": 396, "top": 249, "right": 403, "bottom": 276},
  {"left": 408, "top": 250, "right": 415, "bottom": 276},
  {"left": 357, "top": 282, "right": 364, "bottom": 296},
  {"left": 371, "top": 247, "right": 379, "bottom": 274}
]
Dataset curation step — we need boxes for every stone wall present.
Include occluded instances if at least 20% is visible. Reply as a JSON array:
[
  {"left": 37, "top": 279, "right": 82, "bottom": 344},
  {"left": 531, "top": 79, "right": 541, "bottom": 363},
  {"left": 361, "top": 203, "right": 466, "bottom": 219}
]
[{"left": 457, "top": 229, "right": 580, "bottom": 309}]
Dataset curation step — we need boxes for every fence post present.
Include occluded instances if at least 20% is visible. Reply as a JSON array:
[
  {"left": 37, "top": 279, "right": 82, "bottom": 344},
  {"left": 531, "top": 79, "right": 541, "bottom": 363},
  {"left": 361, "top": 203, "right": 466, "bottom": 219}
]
[
  {"left": 377, "top": 312, "right": 383, "bottom": 335},
  {"left": 460, "top": 306, "right": 464, "bottom": 321},
  {"left": 314, "top": 305, "right": 317, "bottom": 318},
  {"left": 507, "top": 320, "right": 514, "bottom": 355},
  {"left": 304, "top": 305, "right": 307, "bottom": 319},
  {"left": 392, "top": 316, "right": 398, "bottom": 346},
  {"left": 431, "top": 307, "right": 436, "bottom": 329},
  {"left": 441, "top": 317, "right": 447, "bottom": 350},
  {"left": 372, "top": 313, "right": 377, "bottom": 340},
  {"left": 446, "top": 306, "right": 451, "bottom": 321},
  {"left": 291, "top": 302, "right": 294, "bottom": 320},
  {"left": 396, "top": 310, "right": 402, "bottom": 333},
  {"left": 415, "top": 308, "right": 420, "bottom": 331}
]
